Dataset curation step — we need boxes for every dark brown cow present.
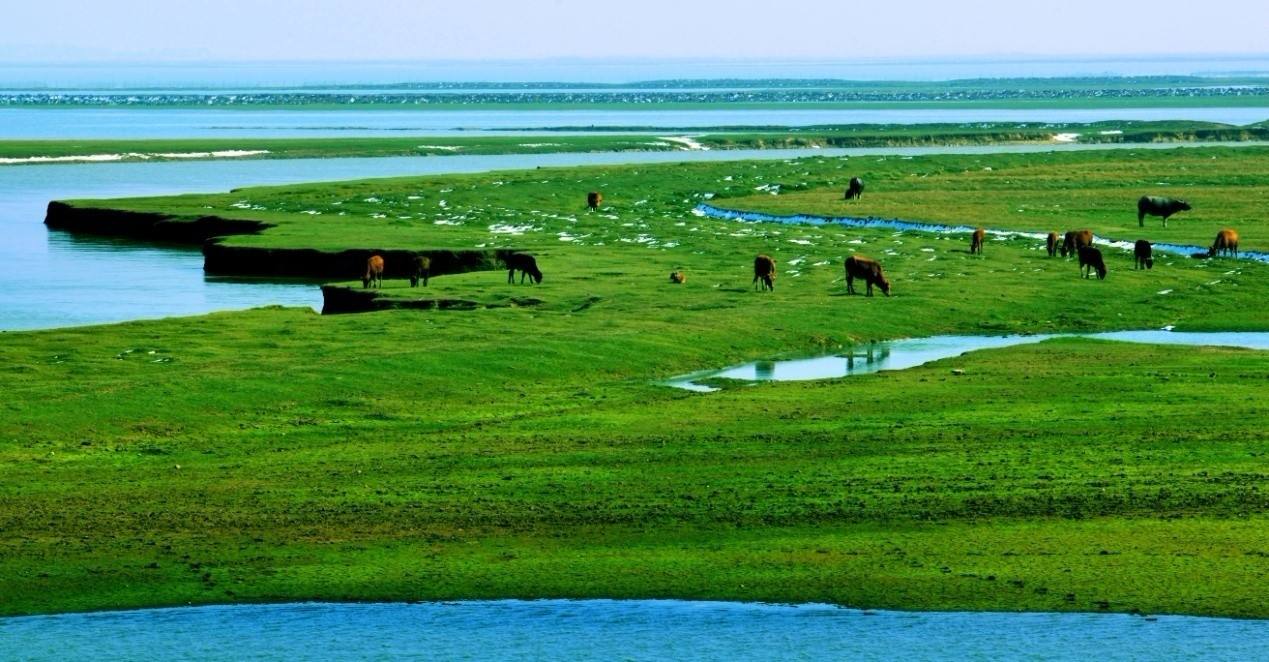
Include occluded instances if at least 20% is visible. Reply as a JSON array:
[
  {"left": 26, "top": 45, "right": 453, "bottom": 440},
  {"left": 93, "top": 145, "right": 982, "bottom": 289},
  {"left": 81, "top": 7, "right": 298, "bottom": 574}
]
[
  {"left": 970, "top": 227, "right": 986, "bottom": 255},
  {"left": 1210, "top": 228, "right": 1239, "bottom": 257},
  {"left": 505, "top": 253, "right": 543, "bottom": 284},
  {"left": 1078, "top": 246, "right": 1107, "bottom": 280},
  {"left": 587, "top": 191, "right": 603, "bottom": 210},
  {"left": 844, "top": 255, "right": 891, "bottom": 297},
  {"left": 362, "top": 255, "right": 384, "bottom": 289},
  {"left": 1060, "top": 230, "right": 1093, "bottom": 257},
  {"left": 1134, "top": 240, "right": 1153, "bottom": 270},
  {"left": 753, "top": 255, "right": 776, "bottom": 292},
  {"left": 410, "top": 255, "right": 432, "bottom": 287},
  {"left": 669, "top": 270, "right": 686, "bottom": 284},
  {"left": 1046, "top": 232, "right": 1059, "bottom": 257}
]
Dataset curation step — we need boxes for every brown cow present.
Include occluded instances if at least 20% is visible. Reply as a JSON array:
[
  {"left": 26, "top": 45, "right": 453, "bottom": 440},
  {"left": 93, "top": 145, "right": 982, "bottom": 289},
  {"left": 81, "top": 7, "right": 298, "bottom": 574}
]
[
  {"left": 1046, "top": 232, "right": 1059, "bottom": 257},
  {"left": 362, "top": 255, "right": 384, "bottom": 289},
  {"left": 970, "top": 227, "right": 986, "bottom": 255},
  {"left": 1134, "top": 240, "right": 1153, "bottom": 270},
  {"left": 669, "top": 270, "right": 686, "bottom": 284},
  {"left": 1078, "top": 246, "right": 1107, "bottom": 280},
  {"left": 844, "top": 255, "right": 891, "bottom": 297},
  {"left": 587, "top": 191, "right": 603, "bottom": 210},
  {"left": 1210, "top": 229, "right": 1239, "bottom": 257},
  {"left": 753, "top": 255, "right": 776, "bottom": 292},
  {"left": 410, "top": 255, "right": 431, "bottom": 287},
  {"left": 1060, "top": 230, "right": 1093, "bottom": 257}
]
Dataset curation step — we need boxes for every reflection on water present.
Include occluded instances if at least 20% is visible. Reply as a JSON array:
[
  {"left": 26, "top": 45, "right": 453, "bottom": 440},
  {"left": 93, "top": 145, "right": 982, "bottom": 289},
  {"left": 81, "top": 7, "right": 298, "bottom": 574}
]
[
  {"left": 0, "top": 600, "right": 1264, "bottom": 662},
  {"left": 667, "top": 331, "right": 1269, "bottom": 391}
]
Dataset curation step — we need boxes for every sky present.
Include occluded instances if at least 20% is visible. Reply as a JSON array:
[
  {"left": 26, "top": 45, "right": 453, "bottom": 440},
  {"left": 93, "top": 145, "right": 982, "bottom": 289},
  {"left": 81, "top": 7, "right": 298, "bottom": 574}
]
[{"left": 3, "top": 0, "right": 1268, "bottom": 63}]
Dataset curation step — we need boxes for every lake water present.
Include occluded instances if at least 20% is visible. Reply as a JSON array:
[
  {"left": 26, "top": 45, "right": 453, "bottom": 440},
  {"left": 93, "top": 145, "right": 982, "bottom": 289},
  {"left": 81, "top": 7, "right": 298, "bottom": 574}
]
[
  {"left": 10, "top": 143, "right": 1257, "bottom": 331},
  {"left": 3, "top": 106, "right": 1269, "bottom": 139},
  {"left": 1, "top": 600, "right": 1264, "bottom": 661},
  {"left": 667, "top": 331, "right": 1269, "bottom": 391}
]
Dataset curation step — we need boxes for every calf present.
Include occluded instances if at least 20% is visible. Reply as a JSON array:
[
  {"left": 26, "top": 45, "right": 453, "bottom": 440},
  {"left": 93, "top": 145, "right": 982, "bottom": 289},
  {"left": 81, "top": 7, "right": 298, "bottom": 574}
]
[
  {"left": 1046, "top": 232, "right": 1059, "bottom": 257},
  {"left": 505, "top": 253, "right": 543, "bottom": 284},
  {"left": 844, "top": 255, "right": 891, "bottom": 297},
  {"left": 970, "top": 227, "right": 986, "bottom": 255},
  {"left": 1078, "top": 245, "right": 1107, "bottom": 280},
  {"left": 753, "top": 254, "right": 776, "bottom": 292},
  {"left": 362, "top": 255, "right": 384, "bottom": 289},
  {"left": 410, "top": 255, "right": 431, "bottom": 287},
  {"left": 669, "top": 270, "right": 686, "bottom": 284},
  {"left": 1137, "top": 196, "right": 1191, "bottom": 228},
  {"left": 587, "top": 191, "right": 603, "bottom": 210},
  {"left": 1134, "top": 240, "right": 1153, "bottom": 270}
]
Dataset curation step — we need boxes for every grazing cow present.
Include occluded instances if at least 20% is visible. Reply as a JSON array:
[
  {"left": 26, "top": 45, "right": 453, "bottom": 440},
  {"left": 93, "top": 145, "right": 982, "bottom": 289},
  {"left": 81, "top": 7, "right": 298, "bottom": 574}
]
[
  {"left": 844, "top": 255, "right": 891, "bottom": 297},
  {"left": 505, "top": 253, "right": 543, "bottom": 284},
  {"left": 1134, "top": 240, "right": 1154, "bottom": 270},
  {"left": 1210, "top": 228, "right": 1239, "bottom": 257},
  {"left": 669, "top": 270, "right": 686, "bottom": 284},
  {"left": 753, "top": 254, "right": 776, "bottom": 292},
  {"left": 970, "top": 227, "right": 986, "bottom": 255},
  {"left": 1078, "top": 246, "right": 1107, "bottom": 280},
  {"left": 410, "top": 255, "right": 432, "bottom": 287},
  {"left": 843, "top": 177, "right": 865, "bottom": 200},
  {"left": 1060, "top": 230, "right": 1094, "bottom": 258},
  {"left": 587, "top": 191, "right": 603, "bottom": 210},
  {"left": 1046, "top": 232, "right": 1059, "bottom": 257},
  {"left": 1137, "top": 196, "right": 1191, "bottom": 228},
  {"left": 362, "top": 255, "right": 384, "bottom": 289}
]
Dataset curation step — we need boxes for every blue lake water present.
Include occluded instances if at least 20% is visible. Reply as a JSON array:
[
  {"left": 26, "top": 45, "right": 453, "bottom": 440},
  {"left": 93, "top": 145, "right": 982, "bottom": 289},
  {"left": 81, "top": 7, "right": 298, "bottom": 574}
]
[
  {"left": 3, "top": 106, "right": 1269, "bottom": 139},
  {"left": 0, "top": 600, "right": 1264, "bottom": 661}
]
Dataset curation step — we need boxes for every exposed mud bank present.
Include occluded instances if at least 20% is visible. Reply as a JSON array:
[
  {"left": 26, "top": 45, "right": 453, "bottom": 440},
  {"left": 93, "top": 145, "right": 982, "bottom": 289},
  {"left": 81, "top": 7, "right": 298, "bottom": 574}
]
[
  {"left": 44, "top": 201, "right": 270, "bottom": 242},
  {"left": 320, "top": 285, "right": 543, "bottom": 314},
  {"left": 45, "top": 201, "right": 519, "bottom": 281}
]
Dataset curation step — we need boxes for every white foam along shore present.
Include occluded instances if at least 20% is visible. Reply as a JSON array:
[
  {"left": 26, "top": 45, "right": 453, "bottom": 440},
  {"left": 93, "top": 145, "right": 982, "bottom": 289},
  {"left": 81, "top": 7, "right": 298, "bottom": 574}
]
[
  {"left": 1053, "top": 133, "right": 1081, "bottom": 143},
  {"left": 658, "top": 136, "right": 710, "bottom": 151},
  {"left": 0, "top": 150, "right": 270, "bottom": 165}
]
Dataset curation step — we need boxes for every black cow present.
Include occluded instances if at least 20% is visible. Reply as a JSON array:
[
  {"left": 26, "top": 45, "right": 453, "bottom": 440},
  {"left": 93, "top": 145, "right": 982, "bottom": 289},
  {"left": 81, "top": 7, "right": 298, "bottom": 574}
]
[
  {"left": 505, "top": 253, "right": 543, "bottom": 284},
  {"left": 1134, "top": 240, "right": 1153, "bottom": 270},
  {"left": 1078, "top": 246, "right": 1107, "bottom": 280},
  {"left": 1137, "top": 196, "right": 1191, "bottom": 228},
  {"left": 844, "top": 177, "right": 865, "bottom": 200}
]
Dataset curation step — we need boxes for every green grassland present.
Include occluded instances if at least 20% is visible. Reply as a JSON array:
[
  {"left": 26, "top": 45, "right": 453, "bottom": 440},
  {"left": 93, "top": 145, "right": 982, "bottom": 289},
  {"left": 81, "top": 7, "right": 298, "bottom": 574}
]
[
  {"left": 4, "top": 146, "right": 1269, "bottom": 617},
  {"left": 4, "top": 120, "right": 1269, "bottom": 165}
]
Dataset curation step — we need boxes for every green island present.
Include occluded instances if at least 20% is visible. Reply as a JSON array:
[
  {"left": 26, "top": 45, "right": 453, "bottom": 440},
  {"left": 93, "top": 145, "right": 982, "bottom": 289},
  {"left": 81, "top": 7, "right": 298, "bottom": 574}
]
[
  {"left": 4, "top": 120, "right": 1269, "bottom": 165},
  {"left": 4, "top": 146, "right": 1269, "bottom": 618}
]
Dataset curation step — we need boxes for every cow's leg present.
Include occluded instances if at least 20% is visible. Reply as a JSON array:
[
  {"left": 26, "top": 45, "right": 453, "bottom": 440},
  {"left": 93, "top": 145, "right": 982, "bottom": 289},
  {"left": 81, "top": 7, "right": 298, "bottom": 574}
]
[{"left": 865, "top": 282, "right": 873, "bottom": 297}]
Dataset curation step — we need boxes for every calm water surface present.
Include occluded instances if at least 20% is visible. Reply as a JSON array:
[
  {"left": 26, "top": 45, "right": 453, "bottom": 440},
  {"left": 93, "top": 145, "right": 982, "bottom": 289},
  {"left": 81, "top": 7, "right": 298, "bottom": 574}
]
[
  {"left": 1, "top": 600, "right": 1264, "bottom": 661},
  {"left": 3, "top": 106, "right": 1269, "bottom": 139}
]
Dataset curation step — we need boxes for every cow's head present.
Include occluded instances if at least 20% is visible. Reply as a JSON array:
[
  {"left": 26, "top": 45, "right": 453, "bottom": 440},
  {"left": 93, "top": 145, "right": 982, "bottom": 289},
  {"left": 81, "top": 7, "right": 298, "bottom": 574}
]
[
  {"left": 1177, "top": 200, "right": 1192, "bottom": 211},
  {"left": 878, "top": 277, "right": 891, "bottom": 297}
]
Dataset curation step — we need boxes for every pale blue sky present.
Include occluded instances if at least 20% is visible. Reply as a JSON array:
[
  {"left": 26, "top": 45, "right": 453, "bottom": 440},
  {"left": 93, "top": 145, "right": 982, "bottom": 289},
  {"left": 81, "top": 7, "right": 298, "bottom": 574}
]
[{"left": 2, "top": 0, "right": 1267, "bottom": 62}]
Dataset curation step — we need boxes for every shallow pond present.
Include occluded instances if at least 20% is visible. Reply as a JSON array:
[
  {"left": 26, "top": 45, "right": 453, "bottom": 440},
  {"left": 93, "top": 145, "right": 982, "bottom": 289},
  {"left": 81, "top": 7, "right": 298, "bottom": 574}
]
[
  {"left": 6, "top": 143, "right": 1255, "bottom": 331},
  {"left": 667, "top": 331, "right": 1269, "bottom": 391},
  {"left": 1, "top": 600, "right": 1264, "bottom": 661}
]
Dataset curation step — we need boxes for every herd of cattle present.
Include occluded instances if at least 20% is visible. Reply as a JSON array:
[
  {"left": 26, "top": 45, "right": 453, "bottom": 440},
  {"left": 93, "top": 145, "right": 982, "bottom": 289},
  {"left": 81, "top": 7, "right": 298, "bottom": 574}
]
[{"left": 359, "top": 188, "right": 1244, "bottom": 297}]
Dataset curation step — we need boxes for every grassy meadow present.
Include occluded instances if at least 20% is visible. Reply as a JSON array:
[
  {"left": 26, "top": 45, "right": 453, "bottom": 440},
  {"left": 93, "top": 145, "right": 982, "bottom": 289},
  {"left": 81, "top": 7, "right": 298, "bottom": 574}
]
[{"left": 3, "top": 146, "right": 1269, "bottom": 617}]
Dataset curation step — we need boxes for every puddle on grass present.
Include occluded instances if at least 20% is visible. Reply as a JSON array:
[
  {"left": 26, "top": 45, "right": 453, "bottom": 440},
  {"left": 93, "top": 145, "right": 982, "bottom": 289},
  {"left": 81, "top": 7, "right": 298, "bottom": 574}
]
[
  {"left": 665, "top": 330, "right": 1269, "bottom": 392},
  {"left": 696, "top": 204, "right": 1269, "bottom": 264}
]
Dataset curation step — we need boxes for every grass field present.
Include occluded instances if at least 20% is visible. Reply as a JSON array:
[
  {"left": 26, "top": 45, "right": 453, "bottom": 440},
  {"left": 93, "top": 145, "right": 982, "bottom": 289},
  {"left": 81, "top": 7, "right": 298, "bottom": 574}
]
[
  {"left": 4, "top": 121, "right": 1269, "bottom": 165},
  {"left": 3, "top": 146, "right": 1269, "bottom": 617}
]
